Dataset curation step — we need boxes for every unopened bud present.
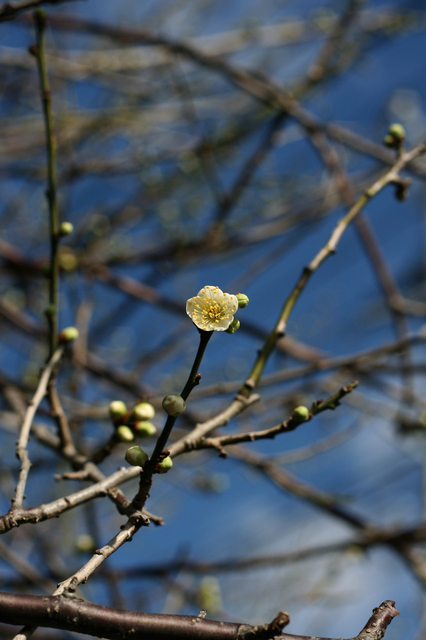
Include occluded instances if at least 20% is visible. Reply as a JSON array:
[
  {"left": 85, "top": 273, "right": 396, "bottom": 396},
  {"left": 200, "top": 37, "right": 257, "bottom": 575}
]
[
  {"left": 384, "top": 123, "right": 405, "bottom": 148},
  {"left": 156, "top": 456, "right": 173, "bottom": 474},
  {"left": 109, "top": 400, "right": 127, "bottom": 419},
  {"left": 133, "top": 402, "right": 155, "bottom": 421},
  {"left": 58, "top": 326, "right": 79, "bottom": 343},
  {"left": 116, "top": 425, "right": 135, "bottom": 442},
  {"left": 236, "top": 293, "right": 249, "bottom": 309},
  {"left": 292, "top": 406, "right": 310, "bottom": 423},
  {"left": 162, "top": 394, "right": 186, "bottom": 417},
  {"left": 125, "top": 445, "right": 148, "bottom": 467},
  {"left": 135, "top": 420, "right": 157, "bottom": 437},
  {"left": 225, "top": 318, "right": 240, "bottom": 334},
  {"left": 59, "top": 221, "right": 74, "bottom": 237},
  {"left": 75, "top": 534, "right": 96, "bottom": 554}
]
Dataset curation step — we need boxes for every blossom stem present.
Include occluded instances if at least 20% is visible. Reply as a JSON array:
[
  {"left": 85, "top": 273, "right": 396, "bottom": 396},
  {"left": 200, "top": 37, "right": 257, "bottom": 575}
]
[
  {"left": 181, "top": 329, "right": 213, "bottom": 401},
  {"left": 137, "top": 330, "right": 213, "bottom": 492}
]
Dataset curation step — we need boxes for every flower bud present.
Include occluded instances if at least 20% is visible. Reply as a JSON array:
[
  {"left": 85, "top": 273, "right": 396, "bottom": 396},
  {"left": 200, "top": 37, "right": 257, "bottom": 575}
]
[
  {"left": 59, "top": 221, "right": 74, "bottom": 237},
  {"left": 125, "top": 445, "right": 148, "bottom": 467},
  {"left": 236, "top": 293, "right": 249, "bottom": 309},
  {"left": 388, "top": 123, "right": 405, "bottom": 142},
  {"left": 384, "top": 123, "right": 405, "bottom": 148},
  {"left": 135, "top": 420, "right": 157, "bottom": 437},
  {"left": 162, "top": 394, "right": 186, "bottom": 417},
  {"left": 225, "top": 318, "right": 240, "bottom": 334},
  {"left": 116, "top": 425, "right": 135, "bottom": 442},
  {"left": 156, "top": 456, "right": 173, "bottom": 474},
  {"left": 133, "top": 402, "right": 155, "bottom": 421},
  {"left": 58, "top": 326, "right": 79, "bottom": 343},
  {"left": 75, "top": 534, "right": 96, "bottom": 554},
  {"left": 292, "top": 406, "right": 310, "bottom": 423},
  {"left": 109, "top": 400, "right": 127, "bottom": 420}
]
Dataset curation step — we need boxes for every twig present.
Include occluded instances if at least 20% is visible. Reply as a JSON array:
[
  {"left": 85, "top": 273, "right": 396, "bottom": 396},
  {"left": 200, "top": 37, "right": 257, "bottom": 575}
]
[
  {"left": 238, "top": 141, "right": 426, "bottom": 398},
  {"left": 9, "top": 345, "right": 63, "bottom": 511},
  {"left": 132, "top": 329, "right": 213, "bottom": 509},
  {"left": 196, "top": 382, "right": 358, "bottom": 452},
  {"left": 0, "top": 0, "right": 79, "bottom": 22},
  {"left": 33, "top": 8, "right": 59, "bottom": 359},
  {"left": 0, "top": 465, "right": 142, "bottom": 534},
  {"left": 53, "top": 509, "right": 149, "bottom": 597},
  {"left": 47, "top": 374, "right": 77, "bottom": 457}
]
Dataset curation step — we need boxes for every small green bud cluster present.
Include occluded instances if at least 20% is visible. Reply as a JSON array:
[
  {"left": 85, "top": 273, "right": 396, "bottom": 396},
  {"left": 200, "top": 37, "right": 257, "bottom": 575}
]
[
  {"left": 384, "top": 123, "right": 405, "bottom": 149},
  {"left": 292, "top": 405, "right": 310, "bottom": 424},
  {"left": 109, "top": 399, "right": 157, "bottom": 441},
  {"left": 162, "top": 394, "right": 186, "bottom": 417},
  {"left": 58, "top": 326, "right": 79, "bottom": 343}
]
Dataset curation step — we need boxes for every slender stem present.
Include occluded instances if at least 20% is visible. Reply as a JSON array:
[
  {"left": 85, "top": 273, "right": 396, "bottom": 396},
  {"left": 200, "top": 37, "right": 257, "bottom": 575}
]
[
  {"left": 150, "top": 330, "right": 213, "bottom": 470},
  {"left": 181, "top": 329, "right": 213, "bottom": 401},
  {"left": 34, "top": 9, "right": 59, "bottom": 359},
  {"left": 132, "top": 330, "right": 213, "bottom": 508},
  {"left": 10, "top": 346, "right": 64, "bottom": 511}
]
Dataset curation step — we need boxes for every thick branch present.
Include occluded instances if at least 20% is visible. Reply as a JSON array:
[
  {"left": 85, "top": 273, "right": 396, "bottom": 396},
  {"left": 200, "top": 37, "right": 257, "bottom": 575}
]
[{"left": 0, "top": 593, "right": 399, "bottom": 640}]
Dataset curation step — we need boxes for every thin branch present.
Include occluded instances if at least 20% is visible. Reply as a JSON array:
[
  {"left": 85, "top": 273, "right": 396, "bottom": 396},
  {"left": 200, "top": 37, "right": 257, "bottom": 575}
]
[
  {"left": 239, "top": 141, "right": 426, "bottom": 399},
  {"left": 9, "top": 345, "right": 63, "bottom": 511},
  {"left": 33, "top": 8, "right": 60, "bottom": 359},
  {"left": 196, "top": 382, "right": 358, "bottom": 453},
  {"left": 0, "top": 0, "right": 79, "bottom": 22}
]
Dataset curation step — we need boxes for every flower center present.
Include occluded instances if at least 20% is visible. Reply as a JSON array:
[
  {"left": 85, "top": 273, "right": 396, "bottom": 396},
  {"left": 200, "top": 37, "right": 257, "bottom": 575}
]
[{"left": 203, "top": 301, "right": 224, "bottom": 322}]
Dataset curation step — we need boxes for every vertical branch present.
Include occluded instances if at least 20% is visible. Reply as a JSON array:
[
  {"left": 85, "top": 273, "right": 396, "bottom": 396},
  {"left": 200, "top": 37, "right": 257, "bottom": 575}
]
[
  {"left": 10, "top": 346, "right": 64, "bottom": 512},
  {"left": 34, "top": 9, "right": 59, "bottom": 359}
]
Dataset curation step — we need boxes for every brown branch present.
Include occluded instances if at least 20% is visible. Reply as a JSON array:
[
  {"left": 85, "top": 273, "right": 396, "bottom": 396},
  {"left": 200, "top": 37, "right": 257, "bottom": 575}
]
[
  {"left": 0, "top": 466, "right": 143, "bottom": 534},
  {"left": 0, "top": 592, "right": 399, "bottom": 640},
  {"left": 196, "top": 382, "right": 358, "bottom": 452},
  {"left": 0, "top": 0, "right": 79, "bottom": 22}
]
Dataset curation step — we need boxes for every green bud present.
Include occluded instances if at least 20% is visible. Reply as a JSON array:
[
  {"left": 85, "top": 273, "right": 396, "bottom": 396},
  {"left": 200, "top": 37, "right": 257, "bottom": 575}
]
[
  {"left": 156, "top": 456, "right": 173, "bottom": 474},
  {"left": 116, "top": 425, "right": 135, "bottom": 442},
  {"left": 75, "top": 534, "right": 96, "bottom": 554},
  {"left": 388, "top": 123, "right": 405, "bottom": 142},
  {"left": 162, "top": 394, "right": 186, "bottom": 417},
  {"left": 384, "top": 123, "right": 406, "bottom": 148},
  {"left": 135, "top": 420, "right": 157, "bottom": 437},
  {"left": 225, "top": 318, "right": 240, "bottom": 334},
  {"left": 59, "top": 249, "right": 78, "bottom": 271},
  {"left": 125, "top": 445, "right": 148, "bottom": 467},
  {"left": 236, "top": 293, "right": 249, "bottom": 309},
  {"left": 58, "top": 326, "right": 79, "bottom": 343},
  {"left": 292, "top": 406, "right": 310, "bottom": 423},
  {"left": 133, "top": 401, "right": 155, "bottom": 421},
  {"left": 59, "top": 221, "right": 74, "bottom": 237},
  {"left": 109, "top": 400, "right": 127, "bottom": 419}
]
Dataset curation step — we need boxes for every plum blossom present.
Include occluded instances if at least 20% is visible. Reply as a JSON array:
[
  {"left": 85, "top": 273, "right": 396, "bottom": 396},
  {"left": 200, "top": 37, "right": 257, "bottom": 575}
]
[{"left": 186, "top": 286, "right": 238, "bottom": 331}]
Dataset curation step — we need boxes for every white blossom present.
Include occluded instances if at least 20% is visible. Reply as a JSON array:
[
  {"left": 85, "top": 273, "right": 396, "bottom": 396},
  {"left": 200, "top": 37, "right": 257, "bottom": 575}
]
[{"left": 186, "top": 286, "right": 238, "bottom": 331}]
